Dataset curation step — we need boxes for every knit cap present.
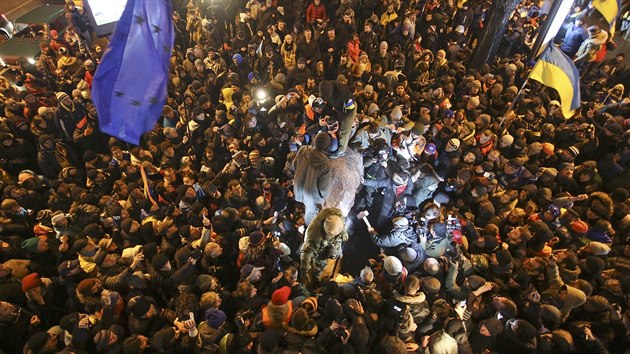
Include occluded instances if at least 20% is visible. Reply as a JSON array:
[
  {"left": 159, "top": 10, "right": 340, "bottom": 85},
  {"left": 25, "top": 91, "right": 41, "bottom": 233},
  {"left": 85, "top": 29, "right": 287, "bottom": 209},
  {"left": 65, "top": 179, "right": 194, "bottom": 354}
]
[
  {"left": 22, "top": 272, "right": 43, "bottom": 292},
  {"left": 271, "top": 286, "right": 291, "bottom": 305},
  {"left": 383, "top": 256, "right": 403, "bottom": 276},
  {"left": 205, "top": 308, "right": 227, "bottom": 328}
]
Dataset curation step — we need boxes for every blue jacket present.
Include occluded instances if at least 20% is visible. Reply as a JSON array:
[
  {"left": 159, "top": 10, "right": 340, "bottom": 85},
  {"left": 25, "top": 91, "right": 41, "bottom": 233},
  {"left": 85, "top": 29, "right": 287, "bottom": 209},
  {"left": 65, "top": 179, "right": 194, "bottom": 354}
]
[{"left": 561, "top": 24, "right": 588, "bottom": 58}]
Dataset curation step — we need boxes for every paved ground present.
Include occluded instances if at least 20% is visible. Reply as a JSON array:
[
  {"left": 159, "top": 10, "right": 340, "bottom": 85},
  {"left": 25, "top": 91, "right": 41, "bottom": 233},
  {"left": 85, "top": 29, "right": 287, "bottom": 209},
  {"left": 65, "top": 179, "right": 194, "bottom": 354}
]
[{"left": 0, "top": 0, "right": 52, "bottom": 20}]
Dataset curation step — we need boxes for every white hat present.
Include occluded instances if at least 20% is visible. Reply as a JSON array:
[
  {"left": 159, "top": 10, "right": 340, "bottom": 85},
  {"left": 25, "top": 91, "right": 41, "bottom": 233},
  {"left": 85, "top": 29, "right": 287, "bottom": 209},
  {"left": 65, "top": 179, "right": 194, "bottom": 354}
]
[
  {"left": 121, "top": 245, "right": 143, "bottom": 262},
  {"left": 383, "top": 256, "right": 403, "bottom": 276},
  {"left": 445, "top": 138, "right": 460, "bottom": 152},
  {"left": 587, "top": 241, "right": 611, "bottom": 256},
  {"left": 392, "top": 217, "right": 409, "bottom": 228},
  {"left": 277, "top": 242, "right": 291, "bottom": 257},
  {"left": 360, "top": 266, "right": 374, "bottom": 283}
]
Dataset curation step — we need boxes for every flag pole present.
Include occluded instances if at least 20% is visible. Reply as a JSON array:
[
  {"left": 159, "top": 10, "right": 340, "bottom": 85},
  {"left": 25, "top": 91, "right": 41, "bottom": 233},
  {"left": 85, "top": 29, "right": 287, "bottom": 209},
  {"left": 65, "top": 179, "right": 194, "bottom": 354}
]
[{"left": 500, "top": 44, "right": 547, "bottom": 127}]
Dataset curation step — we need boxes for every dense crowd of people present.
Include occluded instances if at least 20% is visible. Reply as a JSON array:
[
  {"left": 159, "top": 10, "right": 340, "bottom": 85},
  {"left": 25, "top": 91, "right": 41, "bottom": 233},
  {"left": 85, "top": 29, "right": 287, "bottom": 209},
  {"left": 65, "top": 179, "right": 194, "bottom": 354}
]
[{"left": 0, "top": 0, "right": 628, "bottom": 353}]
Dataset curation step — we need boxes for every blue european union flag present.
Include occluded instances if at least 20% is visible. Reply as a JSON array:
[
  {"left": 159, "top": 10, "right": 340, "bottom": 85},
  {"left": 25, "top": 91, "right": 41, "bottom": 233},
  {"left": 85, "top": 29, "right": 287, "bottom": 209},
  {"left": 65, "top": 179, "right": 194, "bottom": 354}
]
[{"left": 92, "top": 0, "right": 174, "bottom": 145}]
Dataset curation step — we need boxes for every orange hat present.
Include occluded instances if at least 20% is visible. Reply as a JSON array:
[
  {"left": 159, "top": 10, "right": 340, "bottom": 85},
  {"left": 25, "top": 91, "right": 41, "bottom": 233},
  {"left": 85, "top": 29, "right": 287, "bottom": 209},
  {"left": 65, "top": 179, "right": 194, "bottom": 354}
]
[
  {"left": 541, "top": 142, "right": 554, "bottom": 156},
  {"left": 570, "top": 220, "right": 589, "bottom": 234}
]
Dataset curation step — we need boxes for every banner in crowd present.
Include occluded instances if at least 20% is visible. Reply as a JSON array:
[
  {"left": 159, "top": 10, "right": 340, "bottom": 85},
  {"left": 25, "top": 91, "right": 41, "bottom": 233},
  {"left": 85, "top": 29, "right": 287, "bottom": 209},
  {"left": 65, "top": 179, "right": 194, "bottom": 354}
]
[{"left": 92, "top": 0, "right": 174, "bottom": 145}]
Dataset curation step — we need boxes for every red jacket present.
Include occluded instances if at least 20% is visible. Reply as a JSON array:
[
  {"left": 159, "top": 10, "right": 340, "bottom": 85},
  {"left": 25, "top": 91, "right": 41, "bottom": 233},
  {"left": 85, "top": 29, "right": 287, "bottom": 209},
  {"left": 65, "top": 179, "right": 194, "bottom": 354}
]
[{"left": 306, "top": 3, "right": 327, "bottom": 23}]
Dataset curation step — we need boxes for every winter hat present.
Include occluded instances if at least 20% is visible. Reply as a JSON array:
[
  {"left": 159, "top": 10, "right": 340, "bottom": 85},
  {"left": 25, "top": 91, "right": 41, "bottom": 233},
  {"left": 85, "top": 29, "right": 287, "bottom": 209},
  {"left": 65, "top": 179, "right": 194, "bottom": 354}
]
[
  {"left": 551, "top": 329, "right": 574, "bottom": 353},
  {"left": 399, "top": 247, "right": 418, "bottom": 263},
  {"left": 360, "top": 266, "right": 374, "bottom": 283},
  {"left": 506, "top": 319, "right": 538, "bottom": 348},
  {"left": 541, "top": 142, "right": 555, "bottom": 156},
  {"left": 583, "top": 295, "right": 609, "bottom": 313},
  {"left": 323, "top": 215, "right": 344, "bottom": 235},
  {"left": 205, "top": 308, "right": 226, "bottom": 328},
  {"left": 499, "top": 134, "right": 514, "bottom": 147},
  {"left": 582, "top": 256, "right": 606, "bottom": 275},
  {"left": 151, "top": 253, "right": 169, "bottom": 271},
  {"left": 540, "top": 304, "right": 562, "bottom": 328},
  {"left": 495, "top": 249, "right": 512, "bottom": 265},
  {"left": 422, "top": 276, "right": 441, "bottom": 295},
  {"left": 26, "top": 332, "right": 50, "bottom": 352},
  {"left": 301, "top": 297, "right": 318, "bottom": 314},
  {"left": 392, "top": 216, "right": 409, "bottom": 227},
  {"left": 570, "top": 220, "right": 589, "bottom": 234},
  {"left": 314, "top": 131, "right": 331, "bottom": 151},
  {"left": 383, "top": 256, "right": 403, "bottom": 276},
  {"left": 248, "top": 231, "right": 266, "bottom": 246},
  {"left": 482, "top": 318, "right": 504, "bottom": 336},
  {"left": 468, "top": 96, "right": 480, "bottom": 107},
  {"left": 290, "top": 308, "right": 310, "bottom": 331},
  {"left": 325, "top": 298, "right": 343, "bottom": 320},
  {"left": 21, "top": 237, "right": 41, "bottom": 253},
  {"left": 467, "top": 275, "right": 486, "bottom": 290},
  {"left": 57, "top": 259, "right": 81, "bottom": 277},
  {"left": 128, "top": 296, "right": 151, "bottom": 317},
  {"left": 411, "top": 123, "right": 426, "bottom": 136},
  {"left": 586, "top": 241, "right": 611, "bottom": 255},
  {"left": 445, "top": 138, "right": 460, "bottom": 152},
  {"left": 380, "top": 41, "right": 388, "bottom": 49},
  {"left": 392, "top": 172, "right": 409, "bottom": 186},
  {"left": 232, "top": 53, "right": 243, "bottom": 65},
  {"left": 22, "top": 272, "right": 43, "bottom": 292},
  {"left": 367, "top": 103, "right": 380, "bottom": 115},
  {"left": 390, "top": 106, "right": 403, "bottom": 119},
  {"left": 271, "top": 286, "right": 291, "bottom": 305},
  {"left": 94, "top": 250, "right": 108, "bottom": 267},
  {"left": 511, "top": 269, "right": 531, "bottom": 287}
]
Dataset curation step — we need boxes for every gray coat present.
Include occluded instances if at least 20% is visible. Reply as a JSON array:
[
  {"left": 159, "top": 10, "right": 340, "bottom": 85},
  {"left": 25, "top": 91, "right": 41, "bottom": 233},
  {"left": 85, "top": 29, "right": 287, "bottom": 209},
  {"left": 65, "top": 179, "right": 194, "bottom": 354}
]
[
  {"left": 292, "top": 146, "right": 332, "bottom": 222},
  {"left": 371, "top": 225, "right": 418, "bottom": 249}
]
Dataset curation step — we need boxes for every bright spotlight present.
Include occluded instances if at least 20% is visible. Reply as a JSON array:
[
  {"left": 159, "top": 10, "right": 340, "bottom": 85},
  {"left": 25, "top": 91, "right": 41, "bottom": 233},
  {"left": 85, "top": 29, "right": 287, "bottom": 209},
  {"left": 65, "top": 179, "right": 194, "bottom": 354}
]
[{"left": 256, "top": 89, "right": 268, "bottom": 101}]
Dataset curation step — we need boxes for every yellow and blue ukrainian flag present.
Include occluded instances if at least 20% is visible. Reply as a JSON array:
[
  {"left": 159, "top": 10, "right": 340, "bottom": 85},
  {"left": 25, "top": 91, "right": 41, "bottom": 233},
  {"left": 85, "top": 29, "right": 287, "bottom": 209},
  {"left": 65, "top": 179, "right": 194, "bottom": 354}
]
[
  {"left": 592, "top": 0, "right": 620, "bottom": 27},
  {"left": 529, "top": 44, "right": 581, "bottom": 119},
  {"left": 92, "top": 0, "right": 174, "bottom": 145}
]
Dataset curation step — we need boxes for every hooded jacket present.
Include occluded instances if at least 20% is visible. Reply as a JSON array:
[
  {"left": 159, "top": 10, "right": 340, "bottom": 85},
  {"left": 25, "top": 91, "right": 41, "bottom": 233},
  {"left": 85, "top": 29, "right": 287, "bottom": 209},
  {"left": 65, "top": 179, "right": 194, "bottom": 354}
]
[
  {"left": 575, "top": 30, "right": 607, "bottom": 63},
  {"left": 292, "top": 145, "right": 332, "bottom": 208},
  {"left": 371, "top": 225, "right": 418, "bottom": 249},
  {"left": 283, "top": 320, "right": 318, "bottom": 352}
]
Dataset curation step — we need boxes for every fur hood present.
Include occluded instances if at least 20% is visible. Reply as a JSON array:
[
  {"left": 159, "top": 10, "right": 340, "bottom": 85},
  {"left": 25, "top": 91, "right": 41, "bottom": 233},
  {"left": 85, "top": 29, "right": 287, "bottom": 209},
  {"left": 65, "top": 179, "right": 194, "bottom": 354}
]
[
  {"left": 394, "top": 292, "right": 427, "bottom": 304},
  {"left": 283, "top": 321, "right": 318, "bottom": 337}
]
